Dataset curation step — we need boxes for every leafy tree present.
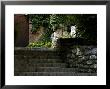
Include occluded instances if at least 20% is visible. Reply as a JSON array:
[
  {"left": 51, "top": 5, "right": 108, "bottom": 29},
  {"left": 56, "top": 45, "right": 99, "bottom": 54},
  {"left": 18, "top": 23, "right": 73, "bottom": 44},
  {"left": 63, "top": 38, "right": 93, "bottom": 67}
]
[{"left": 29, "top": 14, "right": 97, "bottom": 44}]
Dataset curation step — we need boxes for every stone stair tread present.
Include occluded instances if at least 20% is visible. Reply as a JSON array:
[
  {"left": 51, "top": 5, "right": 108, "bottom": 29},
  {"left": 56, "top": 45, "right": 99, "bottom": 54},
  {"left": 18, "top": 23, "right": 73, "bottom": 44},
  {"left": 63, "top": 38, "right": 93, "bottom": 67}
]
[
  {"left": 14, "top": 47, "right": 97, "bottom": 75},
  {"left": 15, "top": 72, "right": 96, "bottom": 76},
  {"left": 71, "top": 64, "right": 97, "bottom": 69},
  {"left": 14, "top": 54, "right": 59, "bottom": 58},
  {"left": 15, "top": 66, "right": 95, "bottom": 73},
  {"left": 14, "top": 55, "right": 60, "bottom": 59},
  {"left": 15, "top": 58, "right": 63, "bottom": 63},
  {"left": 34, "top": 63, "right": 67, "bottom": 67},
  {"left": 15, "top": 47, "right": 55, "bottom": 50},
  {"left": 14, "top": 48, "right": 60, "bottom": 55},
  {"left": 36, "top": 67, "right": 79, "bottom": 72},
  {"left": 35, "top": 67, "right": 95, "bottom": 72}
]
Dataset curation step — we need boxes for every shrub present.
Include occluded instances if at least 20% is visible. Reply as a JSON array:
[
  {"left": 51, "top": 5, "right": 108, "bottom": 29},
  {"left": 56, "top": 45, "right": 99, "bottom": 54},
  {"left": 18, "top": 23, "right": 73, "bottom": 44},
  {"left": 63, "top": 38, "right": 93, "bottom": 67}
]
[{"left": 27, "top": 41, "right": 52, "bottom": 48}]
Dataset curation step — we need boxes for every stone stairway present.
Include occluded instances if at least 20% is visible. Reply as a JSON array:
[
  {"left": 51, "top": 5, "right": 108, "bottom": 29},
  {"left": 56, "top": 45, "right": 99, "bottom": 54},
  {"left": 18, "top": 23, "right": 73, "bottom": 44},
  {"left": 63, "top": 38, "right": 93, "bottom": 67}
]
[{"left": 14, "top": 47, "right": 96, "bottom": 76}]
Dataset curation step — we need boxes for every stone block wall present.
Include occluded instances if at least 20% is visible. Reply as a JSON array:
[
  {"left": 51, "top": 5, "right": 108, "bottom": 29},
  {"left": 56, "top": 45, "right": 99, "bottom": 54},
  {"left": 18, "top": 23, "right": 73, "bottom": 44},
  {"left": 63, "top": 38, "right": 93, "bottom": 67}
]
[
  {"left": 29, "top": 22, "right": 45, "bottom": 43},
  {"left": 65, "top": 46, "right": 97, "bottom": 73},
  {"left": 57, "top": 38, "right": 97, "bottom": 73},
  {"left": 14, "top": 38, "right": 97, "bottom": 75}
]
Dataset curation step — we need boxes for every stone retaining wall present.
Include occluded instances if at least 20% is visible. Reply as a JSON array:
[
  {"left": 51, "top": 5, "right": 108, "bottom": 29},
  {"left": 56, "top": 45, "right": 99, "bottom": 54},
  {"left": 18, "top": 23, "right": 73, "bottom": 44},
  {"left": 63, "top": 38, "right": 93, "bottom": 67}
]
[
  {"left": 57, "top": 38, "right": 97, "bottom": 73},
  {"left": 14, "top": 38, "right": 97, "bottom": 76},
  {"left": 65, "top": 46, "right": 97, "bottom": 73}
]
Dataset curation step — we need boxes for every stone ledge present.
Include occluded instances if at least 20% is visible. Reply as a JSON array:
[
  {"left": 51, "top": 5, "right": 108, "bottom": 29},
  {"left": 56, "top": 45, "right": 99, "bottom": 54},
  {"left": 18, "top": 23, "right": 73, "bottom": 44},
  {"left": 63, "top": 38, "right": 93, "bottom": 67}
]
[
  {"left": 15, "top": 47, "right": 55, "bottom": 51},
  {"left": 15, "top": 72, "right": 97, "bottom": 76}
]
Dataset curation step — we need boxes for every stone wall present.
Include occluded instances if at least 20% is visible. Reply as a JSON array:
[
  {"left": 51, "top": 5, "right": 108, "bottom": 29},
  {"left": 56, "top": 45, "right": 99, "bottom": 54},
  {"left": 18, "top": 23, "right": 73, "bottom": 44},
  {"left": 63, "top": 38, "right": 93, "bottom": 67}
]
[
  {"left": 65, "top": 46, "right": 97, "bottom": 73},
  {"left": 14, "top": 38, "right": 97, "bottom": 75},
  {"left": 57, "top": 38, "right": 97, "bottom": 73},
  {"left": 29, "top": 22, "right": 45, "bottom": 43},
  {"left": 14, "top": 47, "right": 96, "bottom": 76}
]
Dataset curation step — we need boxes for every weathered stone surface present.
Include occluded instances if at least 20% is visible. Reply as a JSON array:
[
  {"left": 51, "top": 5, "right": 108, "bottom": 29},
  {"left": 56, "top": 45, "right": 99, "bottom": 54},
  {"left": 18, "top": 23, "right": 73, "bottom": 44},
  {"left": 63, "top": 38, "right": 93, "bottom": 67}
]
[
  {"left": 65, "top": 46, "right": 97, "bottom": 73},
  {"left": 87, "top": 60, "right": 93, "bottom": 65},
  {"left": 90, "top": 55, "right": 97, "bottom": 59},
  {"left": 85, "top": 48, "right": 97, "bottom": 55},
  {"left": 15, "top": 72, "right": 96, "bottom": 76},
  {"left": 14, "top": 39, "right": 97, "bottom": 76}
]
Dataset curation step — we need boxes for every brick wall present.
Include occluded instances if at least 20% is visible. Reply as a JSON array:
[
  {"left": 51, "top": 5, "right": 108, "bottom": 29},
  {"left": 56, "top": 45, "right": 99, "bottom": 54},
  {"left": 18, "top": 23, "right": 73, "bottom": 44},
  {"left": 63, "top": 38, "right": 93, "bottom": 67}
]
[{"left": 14, "top": 14, "right": 29, "bottom": 47}]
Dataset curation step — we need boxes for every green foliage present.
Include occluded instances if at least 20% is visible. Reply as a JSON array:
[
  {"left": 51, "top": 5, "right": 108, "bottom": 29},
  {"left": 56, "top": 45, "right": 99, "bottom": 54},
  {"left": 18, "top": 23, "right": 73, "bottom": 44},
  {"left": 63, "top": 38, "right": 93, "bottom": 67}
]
[
  {"left": 49, "top": 14, "right": 66, "bottom": 31},
  {"left": 29, "top": 14, "right": 97, "bottom": 44},
  {"left": 29, "top": 14, "right": 50, "bottom": 31},
  {"left": 27, "top": 41, "right": 52, "bottom": 48},
  {"left": 39, "top": 29, "right": 52, "bottom": 42}
]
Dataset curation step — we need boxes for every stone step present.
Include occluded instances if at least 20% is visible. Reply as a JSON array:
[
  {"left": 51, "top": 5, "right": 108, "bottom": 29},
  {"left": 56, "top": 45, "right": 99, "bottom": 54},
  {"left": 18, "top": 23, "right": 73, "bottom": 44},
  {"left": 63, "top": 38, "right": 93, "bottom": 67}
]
[
  {"left": 15, "top": 65, "right": 96, "bottom": 73},
  {"left": 31, "top": 59, "right": 63, "bottom": 63},
  {"left": 36, "top": 67, "right": 95, "bottom": 73},
  {"left": 15, "top": 72, "right": 97, "bottom": 76},
  {"left": 70, "top": 64, "right": 97, "bottom": 69},
  {"left": 36, "top": 67, "right": 79, "bottom": 72},
  {"left": 14, "top": 54, "right": 60, "bottom": 59},
  {"left": 14, "top": 47, "right": 60, "bottom": 55},
  {"left": 15, "top": 58, "right": 63, "bottom": 63},
  {"left": 33, "top": 63, "right": 67, "bottom": 67},
  {"left": 14, "top": 52, "right": 60, "bottom": 57}
]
